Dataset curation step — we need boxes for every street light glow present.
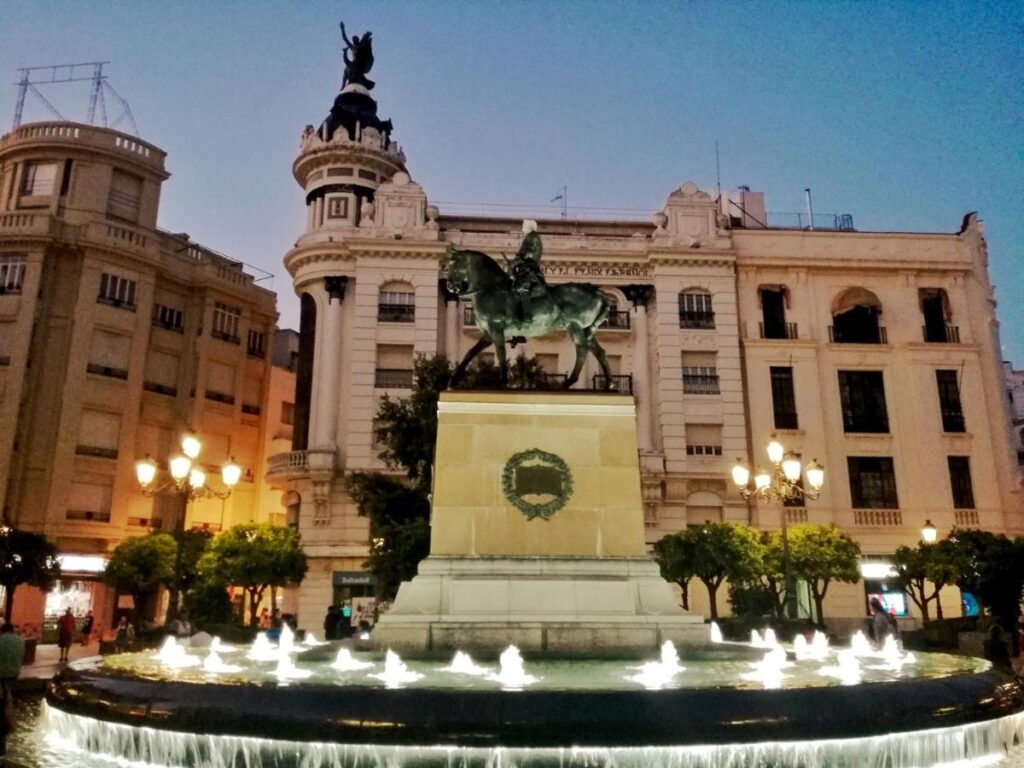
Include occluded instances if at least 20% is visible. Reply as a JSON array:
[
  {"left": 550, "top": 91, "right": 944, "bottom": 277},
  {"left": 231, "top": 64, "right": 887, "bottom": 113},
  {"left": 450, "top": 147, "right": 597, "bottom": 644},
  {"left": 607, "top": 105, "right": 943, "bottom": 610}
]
[
  {"left": 181, "top": 434, "right": 202, "bottom": 460},
  {"left": 781, "top": 452, "right": 802, "bottom": 483},
  {"left": 731, "top": 461, "right": 750, "bottom": 488},
  {"left": 221, "top": 459, "right": 242, "bottom": 488},
  {"left": 754, "top": 468, "right": 772, "bottom": 491},
  {"left": 766, "top": 439, "right": 784, "bottom": 465},
  {"left": 169, "top": 455, "right": 192, "bottom": 481},
  {"left": 135, "top": 457, "right": 158, "bottom": 487},
  {"left": 189, "top": 468, "right": 206, "bottom": 490},
  {"left": 921, "top": 520, "right": 938, "bottom": 543},
  {"left": 805, "top": 460, "right": 824, "bottom": 490}
]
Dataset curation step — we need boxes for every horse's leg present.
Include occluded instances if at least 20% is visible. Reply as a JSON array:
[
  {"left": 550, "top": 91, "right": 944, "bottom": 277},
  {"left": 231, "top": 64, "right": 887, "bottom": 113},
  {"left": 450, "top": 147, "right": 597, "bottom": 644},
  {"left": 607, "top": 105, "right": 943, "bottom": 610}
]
[
  {"left": 589, "top": 336, "right": 613, "bottom": 389},
  {"left": 451, "top": 336, "right": 492, "bottom": 388},
  {"left": 564, "top": 325, "right": 589, "bottom": 389}
]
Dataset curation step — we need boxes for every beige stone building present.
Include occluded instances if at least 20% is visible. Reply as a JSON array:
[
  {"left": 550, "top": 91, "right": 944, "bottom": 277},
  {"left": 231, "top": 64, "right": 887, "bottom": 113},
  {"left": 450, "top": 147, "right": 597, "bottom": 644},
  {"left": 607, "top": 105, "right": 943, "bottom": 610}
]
[
  {"left": 1003, "top": 361, "right": 1024, "bottom": 470},
  {"left": 0, "top": 121, "right": 285, "bottom": 631},
  {"left": 271, "top": 70, "right": 1023, "bottom": 630}
]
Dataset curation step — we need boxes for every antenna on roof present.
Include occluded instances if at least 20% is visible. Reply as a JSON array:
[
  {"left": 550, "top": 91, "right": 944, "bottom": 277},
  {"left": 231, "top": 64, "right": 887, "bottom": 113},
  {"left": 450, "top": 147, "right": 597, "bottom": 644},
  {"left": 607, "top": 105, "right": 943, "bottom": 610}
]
[
  {"left": 715, "top": 141, "right": 722, "bottom": 201},
  {"left": 12, "top": 61, "right": 139, "bottom": 135},
  {"left": 551, "top": 186, "right": 567, "bottom": 220}
]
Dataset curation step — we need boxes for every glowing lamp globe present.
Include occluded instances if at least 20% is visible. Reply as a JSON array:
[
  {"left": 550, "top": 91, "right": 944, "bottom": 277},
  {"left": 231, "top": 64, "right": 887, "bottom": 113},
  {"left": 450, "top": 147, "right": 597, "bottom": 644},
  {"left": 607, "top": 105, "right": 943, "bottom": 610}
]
[
  {"left": 731, "top": 462, "right": 750, "bottom": 489},
  {"left": 189, "top": 468, "right": 206, "bottom": 490},
  {"left": 135, "top": 457, "right": 158, "bottom": 488},
  {"left": 766, "top": 439, "right": 784, "bottom": 465},
  {"left": 782, "top": 452, "right": 802, "bottom": 483},
  {"left": 754, "top": 468, "right": 771, "bottom": 491},
  {"left": 169, "top": 455, "right": 192, "bottom": 482},
  {"left": 921, "top": 520, "right": 938, "bottom": 543},
  {"left": 181, "top": 434, "right": 202, "bottom": 460},
  {"left": 805, "top": 460, "right": 825, "bottom": 490},
  {"left": 221, "top": 460, "right": 242, "bottom": 488}
]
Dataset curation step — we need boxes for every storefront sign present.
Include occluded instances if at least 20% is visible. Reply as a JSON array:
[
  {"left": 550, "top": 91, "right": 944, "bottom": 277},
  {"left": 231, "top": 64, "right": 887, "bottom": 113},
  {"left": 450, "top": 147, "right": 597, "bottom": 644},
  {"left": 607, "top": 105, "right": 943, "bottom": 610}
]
[{"left": 332, "top": 571, "right": 376, "bottom": 587}]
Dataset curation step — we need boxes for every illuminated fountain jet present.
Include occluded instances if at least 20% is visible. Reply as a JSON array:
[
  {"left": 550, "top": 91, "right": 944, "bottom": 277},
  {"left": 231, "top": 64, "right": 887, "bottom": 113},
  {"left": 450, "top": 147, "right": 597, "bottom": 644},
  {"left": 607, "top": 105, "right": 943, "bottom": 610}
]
[
  {"left": 488, "top": 646, "right": 538, "bottom": 690},
  {"left": 302, "top": 631, "right": 328, "bottom": 647},
  {"left": 710, "top": 622, "right": 723, "bottom": 644},
  {"left": 793, "top": 631, "right": 830, "bottom": 662},
  {"left": 153, "top": 637, "right": 200, "bottom": 669},
  {"left": 370, "top": 650, "right": 424, "bottom": 688},
  {"left": 743, "top": 644, "right": 788, "bottom": 689},
  {"left": 331, "top": 648, "right": 374, "bottom": 672},
  {"left": 849, "top": 630, "right": 872, "bottom": 657},
  {"left": 247, "top": 633, "right": 280, "bottom": 662},
  {"left": 628, "top": 641, "right": 685, "bottom": 690},
  {"left": 272, "top": 654, "right": 312, "bottom": 682},
  {"left": 442, "top": 651, "right": 490, "bottom": 676},
  {"left": 874, "top": 635, "right": 917, "bottom": 672},
  {"left": 819, "top": 648, "right": 862, "bottom": 685},
  {"left": 210, "top": 637, "right": 237, "bottom": 654},
  {"left": 202, "top": 650, "right": 243, "bottom": 675}
]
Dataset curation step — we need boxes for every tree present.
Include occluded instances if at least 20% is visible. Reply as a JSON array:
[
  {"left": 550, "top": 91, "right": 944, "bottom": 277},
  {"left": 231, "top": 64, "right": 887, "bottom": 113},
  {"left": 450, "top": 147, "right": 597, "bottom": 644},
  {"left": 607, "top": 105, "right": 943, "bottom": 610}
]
[
  {"left": 198, "top": 523, "right": 308, "bottom": 626},
  {"left": 653, "top": 532, "right": 697, "bottom": 611},
  {"left": 655, "top": 524, "right": 762, "bottom": 620},
  {"left": 787, "top": 524, "right": 861, "bottom": 624},
  {"left": 729, "top": 531, "right": 786, "bottom": 619},
  {"left": 0, "top": 528, "right": 61, "bottom": 620},
  {"left": 892, "top": 541, "right": 958, "bottom": 622},
  {"left": 350, "top": 353, "right": 552, "bottom": 597},
  {"left": 944, "top": 528, "right": 1024, "bottom": 651},
  {"left": 104, "top": 533, "right": 175, "bottom": 628}
]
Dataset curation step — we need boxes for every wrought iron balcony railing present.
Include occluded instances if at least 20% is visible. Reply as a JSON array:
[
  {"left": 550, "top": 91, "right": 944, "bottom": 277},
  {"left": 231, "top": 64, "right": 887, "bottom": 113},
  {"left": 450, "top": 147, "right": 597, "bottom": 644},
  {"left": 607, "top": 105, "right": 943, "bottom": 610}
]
[
  {"left": 592, "top": 374, "right": 633, "bottom": 393},
  {"left": 378, "top": 304, "right": 415, "bottom": 323},
  {"left": 682, "top": 373, "right": 721, "bottom": 395},
  {"left": 759, "top": 321, "right": 798, "bottom": 340},
  {"left": 922, "top": 324, "right": 960, "bottom": 343},
  {"left": 375, "top": 368, "right": 414, "bottom": 388},
  {"left": 828, "top": 325, "right": 888, "bottom": 344}
]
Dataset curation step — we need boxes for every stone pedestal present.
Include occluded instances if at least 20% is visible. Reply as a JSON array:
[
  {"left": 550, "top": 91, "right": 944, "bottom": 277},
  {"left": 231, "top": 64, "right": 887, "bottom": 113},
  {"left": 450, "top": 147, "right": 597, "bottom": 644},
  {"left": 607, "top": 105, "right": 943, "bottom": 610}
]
[{"left": 372, "top": 391, "right": 707, "bottom": 652}]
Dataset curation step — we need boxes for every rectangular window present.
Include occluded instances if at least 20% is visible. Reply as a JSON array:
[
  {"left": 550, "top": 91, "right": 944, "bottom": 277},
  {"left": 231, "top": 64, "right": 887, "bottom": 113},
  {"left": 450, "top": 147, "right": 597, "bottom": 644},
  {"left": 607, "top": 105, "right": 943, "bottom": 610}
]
[
  {"left": 848, "top": 456, "right": 899, "bottom": 509},
  {"left": 770, "top": 366, "right": 798, "bottom": 429},
  {"left": 682, "top": 351, "right": 719, "bottom": 394},
  {"left": 107, "top": 169, "right": 143, "bottom": 221},
  {"left": 0, "top": 255, "right": 27, "bottom": 294},
  {"left": 247, "top": 329, "right": 266, "bottom": 357},
  {"left": 838, "top": 371, "right": 889, "bottom": 433},
  {"left": 281, "top": 402, "right": 295, "bottom": 425},
  {"left": 378, "top": 291, "right": 416, "bottom": 322},
  {"left": 98, "top": 272, "right": 137, "bottom": 310},
  {"left": 212, "top": 302, "right": 241, "bottom": 343},
  {"left": 153, "top": 304, "right": 184, "bottom": 332},
  {"left": 678, "top": 292, "right": 715, "bottom": 329},
  {"left": 326, "top": 196, "right": 349, "bottom": 219},
  {"left": 21, "top": 161, "right": 58, "bottom": 196},
  {"left": 948, "top": 456, "right": 975, "bottom": 509},
  {"left": 936, "top": 370, "right": 965, "bottom": 433},
  {"left": 760, "top": 289, "right": 788, "bottom": 339},
  {"left": 685, "top": 424, "right": 722, "bottom": 456}
]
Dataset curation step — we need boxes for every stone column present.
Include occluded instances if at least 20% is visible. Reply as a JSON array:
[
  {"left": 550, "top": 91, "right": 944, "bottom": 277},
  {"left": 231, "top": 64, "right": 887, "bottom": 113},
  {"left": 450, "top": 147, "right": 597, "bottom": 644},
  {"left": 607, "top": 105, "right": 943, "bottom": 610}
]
[
  {"left": 624, "top": 285, "right": 655, "bottom": 451},
  {"left": 439, "top": 279, "right": 460, "bottom": 361},
  {"left": 312, "top": 276, "right": 348, "bottom": 449}
]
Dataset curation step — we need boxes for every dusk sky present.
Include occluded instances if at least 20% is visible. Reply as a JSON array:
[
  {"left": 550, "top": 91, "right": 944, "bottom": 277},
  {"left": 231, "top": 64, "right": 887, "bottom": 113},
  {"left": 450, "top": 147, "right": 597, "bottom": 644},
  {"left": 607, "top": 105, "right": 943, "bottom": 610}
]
[{"left": 3, "top": 2, "right": 1021, "bottom": 361}]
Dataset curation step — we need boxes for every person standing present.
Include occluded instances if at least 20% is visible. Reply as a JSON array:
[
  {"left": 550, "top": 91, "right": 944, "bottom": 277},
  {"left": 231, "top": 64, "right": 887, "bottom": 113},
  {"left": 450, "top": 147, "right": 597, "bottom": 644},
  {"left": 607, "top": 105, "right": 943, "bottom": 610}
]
[
  {"left": 869, "top": 597, "right": 891, "bottom": 649},
  {"left": 0, "top": 623, "right": 25, "bottom": 759},
  {"left": 323, "top": 605, "right": 340, "bottom": 641},
  {"left": 56, "top": 608, "right": 76, "bottom": 663},
  {"left": 81, "top": 611, "right": 95, "bottom": 646},
  {"left": 114, "top": 616, "right": 134, "bottom": 653}
]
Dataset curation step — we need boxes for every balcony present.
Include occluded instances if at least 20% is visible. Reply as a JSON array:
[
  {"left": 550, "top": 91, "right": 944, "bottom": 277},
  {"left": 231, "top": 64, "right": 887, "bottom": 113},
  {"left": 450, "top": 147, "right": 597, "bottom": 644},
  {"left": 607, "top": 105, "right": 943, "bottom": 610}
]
[
  {"left": 143, "top": 381, "right": 177, "bottom": 397},
  {"left": 266, "top": 450, "right": 310, "bottom": 482},
  {"left": 784, "top": 507, "right": 808, "bottom": 524},
  {"left": 828, "top": 325, "right": 887, "bottom": 344},
  {"left": 679, "top": 311, "right": 715, "bottom": 330},
  {"left": 923, "top": 324, "right": 960, "bottom": 344},
  {"left": 853, "top": 509, "right": 902, "bottom": 526},
  {"left": 955, "top": 509, "right": 979, "bottom": 526},
  {"left": 86, "top": 363, "right": 128, "bottom": 380},
  {"left": 682, "top": 373, "right": 720, "bottom": 395},
  {"left": 759, "top": 322, "right": 798, "bottom": 340},
  {"left": 375, "top": 368, "right": 414, "bottom": 389},
  {"left": 600, "top": 311, "right": 631, "bottom": 330},
  {"left": 378, "top": 304, "right": 415, "bottom": 323},
  {"left": 592, "top": 374, "right": 633, "bottom": 393},
  {"left": 205, "top": 390, "right": 236, "bottom": 405},
  {"left": 211, "top": 330, "right": 241, "bottom": 345},
  {"left": 96, "top": 295, "right": 137, "bottom": 312}
]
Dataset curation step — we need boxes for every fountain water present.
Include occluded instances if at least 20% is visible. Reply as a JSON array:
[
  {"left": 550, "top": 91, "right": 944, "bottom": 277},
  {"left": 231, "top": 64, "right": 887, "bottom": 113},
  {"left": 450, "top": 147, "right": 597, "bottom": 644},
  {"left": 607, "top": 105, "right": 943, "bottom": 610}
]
[
  {"left": 627, "top": 641, "right": 685, "bottom": 690},
  {"left": 819, "top": 648, "right": 863, "bottom": 685},
  {"left": 247, "top": 633, "right": 280, "bottom": 662},
  {"left": 441, "top": 650, "right": 490, "bottom": 676},
  {"left": 332, "top": 647, "right": 374, "bottom": 672},
  {"left": 152, "top": 637, "right": 200, "bottom": 669},
  {"left": 709, "top": 622, "right": 723, "bottom": 643},
  {"left": 202, "top": 650, "right": 243, "bottom": 675},
  {"left": 488, "top": 646, "right": 537, "bottom": 689},
  {"left": 369, "top": 650, "right": 424, "bottom": 688},
  {"left": 743, "top": 644, "right": 789, "bottom": 689}
]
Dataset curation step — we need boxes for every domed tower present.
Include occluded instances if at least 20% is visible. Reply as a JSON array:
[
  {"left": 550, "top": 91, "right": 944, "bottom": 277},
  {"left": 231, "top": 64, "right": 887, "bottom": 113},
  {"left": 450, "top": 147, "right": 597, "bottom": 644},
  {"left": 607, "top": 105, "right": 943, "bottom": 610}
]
[{"left": 292, "top": 24, "right": 407, "bottom": 241}]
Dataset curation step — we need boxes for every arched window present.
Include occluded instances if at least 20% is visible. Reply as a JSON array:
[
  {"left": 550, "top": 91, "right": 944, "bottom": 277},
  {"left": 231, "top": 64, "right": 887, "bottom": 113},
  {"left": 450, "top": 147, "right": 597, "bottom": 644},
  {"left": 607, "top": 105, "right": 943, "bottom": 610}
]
[
  {"left": 378, "top": 281, "right": 415, "bottom": 323},
  {"left": 830, "top": 288, "right": 884, "bottom": 344},
  {"left": 678, "top": 289, "right": 714, "bottom": 329}
]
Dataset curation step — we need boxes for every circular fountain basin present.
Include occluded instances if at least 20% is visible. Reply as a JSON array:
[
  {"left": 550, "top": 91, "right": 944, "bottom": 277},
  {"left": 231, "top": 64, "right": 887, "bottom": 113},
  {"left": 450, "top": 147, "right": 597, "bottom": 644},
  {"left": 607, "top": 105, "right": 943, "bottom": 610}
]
[{"left": 46, "top": 645, "right": 1022, "bottom": 755}]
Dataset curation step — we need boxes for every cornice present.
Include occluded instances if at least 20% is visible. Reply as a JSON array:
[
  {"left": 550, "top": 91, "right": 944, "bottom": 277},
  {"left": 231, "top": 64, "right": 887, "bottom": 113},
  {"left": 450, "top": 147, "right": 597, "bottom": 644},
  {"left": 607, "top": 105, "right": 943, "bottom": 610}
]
[{"left": 284, "top": 239, "right": 449, "bottom": 276}]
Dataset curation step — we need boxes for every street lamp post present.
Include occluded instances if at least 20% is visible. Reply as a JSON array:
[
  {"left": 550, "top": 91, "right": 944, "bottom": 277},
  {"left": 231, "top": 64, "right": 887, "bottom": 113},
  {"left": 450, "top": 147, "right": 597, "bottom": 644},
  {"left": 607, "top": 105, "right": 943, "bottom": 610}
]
[
  {"left": 135, "top": 434, "right": 242, "bottom": 624},
  {"left": 731, "top": 437, "right": 825, "bottom": 620}
]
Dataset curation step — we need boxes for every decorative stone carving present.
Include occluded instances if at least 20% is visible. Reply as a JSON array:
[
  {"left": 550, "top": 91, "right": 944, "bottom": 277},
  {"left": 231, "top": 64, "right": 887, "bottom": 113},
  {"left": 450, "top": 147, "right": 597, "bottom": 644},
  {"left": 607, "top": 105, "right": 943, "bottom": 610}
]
[
  {"left": 425, "top": 205, "right": 439, "bottom": 230},
  {"left": 622, "top": 284, "right": 655, "bottom": 308},
  {"left": 324, "top": 275, "right": 348, "bottom": 303},
  {"left": 687, "top": 479, "right": 727, "bottom": 495},
  {"left": 659, "top": 180, "right": 733, "bottom": 250},
  {"left": 359, "top": 199, "right": 375, "bottom": 225},
  {"left": 652, "top": 212, "right": 668, "bottom": 234}
]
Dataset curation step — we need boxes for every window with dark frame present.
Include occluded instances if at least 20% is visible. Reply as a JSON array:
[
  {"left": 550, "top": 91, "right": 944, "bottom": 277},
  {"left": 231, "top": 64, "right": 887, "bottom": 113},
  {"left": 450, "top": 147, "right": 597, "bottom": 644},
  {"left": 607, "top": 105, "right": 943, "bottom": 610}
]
[
  {"left": 947, "top": 456, "right": 975, "bottom": 509},
  {"left": 378, "top": 290, "right": 415, "bottom": 322},
  {"left": 936, "top": 370, "right": 966, "bottom": 433},
  {"left": 770, "top": 366, "right": 798, "bottom": 429},
  {"left": 838, "top": 371, "right": 889, "bottom": 433},
  {"left": 21, "top": 161, "right": 58, "bottom": 196},
  {"left": 212, "top": 302, "right": 242, "bottom": 342},
  {"left": 326, "top": 196, "right": 349, "bottom": 219},
  {"left": 247, "top": 329, "right": 266, "bottom": 357},
  {"left": 153, "top": 304, "right": 184, "bottom": 332},
  {"left": 848, "top": 456, "right": 899, "bottom": 509},
  {"left": 678, "top": 292, "right": 715, "bottom": 329},
  {"left": 0, "top": 255, "right": 27, "bottom": 293},
  {"left": 98, "top": 272, "right": 137, "bottom": 310},
  {"left": 761, "top": 289, "right": 787, "bottom": 339}
]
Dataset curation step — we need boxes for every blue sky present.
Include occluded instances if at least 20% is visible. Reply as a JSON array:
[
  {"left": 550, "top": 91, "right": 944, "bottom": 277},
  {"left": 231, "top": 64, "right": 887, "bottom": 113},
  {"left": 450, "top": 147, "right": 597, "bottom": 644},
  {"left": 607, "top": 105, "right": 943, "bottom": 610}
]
[{"left": 2, "top": 2, "right": 1021, "bottom": 361}]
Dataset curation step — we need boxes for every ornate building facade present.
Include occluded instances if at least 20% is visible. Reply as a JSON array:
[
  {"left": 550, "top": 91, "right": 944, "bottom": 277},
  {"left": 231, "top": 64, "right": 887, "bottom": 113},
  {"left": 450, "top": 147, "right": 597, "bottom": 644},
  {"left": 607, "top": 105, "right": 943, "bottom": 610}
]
[
  {"left": 0, "top": 122, "right": 285, "bottom": 629},
  {"left": 271, "top": 65, "right": 1023, "bottom": 629}
]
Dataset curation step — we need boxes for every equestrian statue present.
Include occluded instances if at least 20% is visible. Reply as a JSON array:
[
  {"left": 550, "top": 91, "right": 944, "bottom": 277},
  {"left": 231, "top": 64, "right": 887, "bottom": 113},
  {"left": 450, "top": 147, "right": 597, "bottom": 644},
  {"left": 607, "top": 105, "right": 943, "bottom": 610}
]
[{"left": 446, "top": 220, "right": 616, "bottom": 390}]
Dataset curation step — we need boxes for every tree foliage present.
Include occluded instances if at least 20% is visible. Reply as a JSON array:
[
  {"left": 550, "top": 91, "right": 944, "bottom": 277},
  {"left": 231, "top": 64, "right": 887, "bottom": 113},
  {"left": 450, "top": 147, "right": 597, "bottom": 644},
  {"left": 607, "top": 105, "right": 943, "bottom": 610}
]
[
  {"left": 944, "top": 528, "right": 1024, "bottom": 643},
  {"left": 198, "top": 523, "right": 308, "bottom": 626},
  {"left": 0, "top": 528, "right": 61, "bottom": 620},
  {"left": 728, "top": 530, "right": 786, "bottom": 619},
  {"left": 104, "top": 533, "right": 176, "bottom": 627},
  {"left": 653, "top": 532, "right": 697, "bottom": 610},
  {"left": 787, "top": 524, "right": 861, "bottom": 624},
  {"left": 350, "top": 353, "right": 552, "bottom": 599},
  {"left": 654, "top": 523, "right": 762, "bottom": 619},
  {"left": 891, "top": 541, "right": 958, "bottom": 622}
]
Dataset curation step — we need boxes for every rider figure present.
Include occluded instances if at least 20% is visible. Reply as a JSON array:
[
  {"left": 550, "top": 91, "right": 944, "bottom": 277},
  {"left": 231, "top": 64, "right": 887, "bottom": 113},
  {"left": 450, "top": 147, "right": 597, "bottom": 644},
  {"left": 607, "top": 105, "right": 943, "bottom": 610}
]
[{"left": 510, "top": 220, "right": 548, "bottom": 321}]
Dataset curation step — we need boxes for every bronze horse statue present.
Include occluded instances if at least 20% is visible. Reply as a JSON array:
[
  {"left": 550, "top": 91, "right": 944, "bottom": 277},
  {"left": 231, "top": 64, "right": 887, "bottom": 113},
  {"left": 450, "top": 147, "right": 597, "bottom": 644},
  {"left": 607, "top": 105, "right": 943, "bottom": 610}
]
[{"left": 446, "top": 249, "right": 615, "bottom": 389}]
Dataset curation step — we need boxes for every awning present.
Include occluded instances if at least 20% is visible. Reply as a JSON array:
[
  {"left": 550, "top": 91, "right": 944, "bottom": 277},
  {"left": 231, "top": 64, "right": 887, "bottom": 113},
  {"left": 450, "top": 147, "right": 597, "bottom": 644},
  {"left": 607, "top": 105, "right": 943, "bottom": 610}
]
[{"left": 832, "top": 287, "right": 882, "bottom": 316}]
